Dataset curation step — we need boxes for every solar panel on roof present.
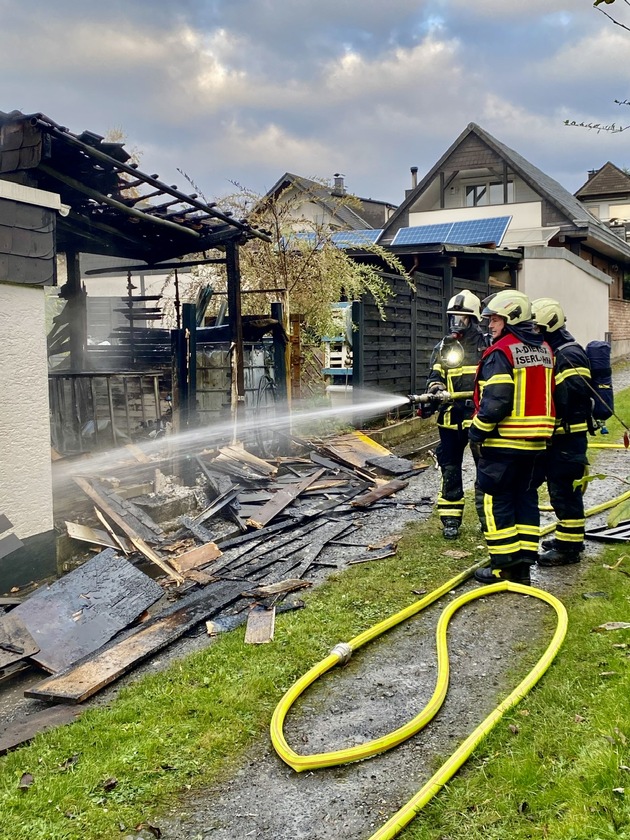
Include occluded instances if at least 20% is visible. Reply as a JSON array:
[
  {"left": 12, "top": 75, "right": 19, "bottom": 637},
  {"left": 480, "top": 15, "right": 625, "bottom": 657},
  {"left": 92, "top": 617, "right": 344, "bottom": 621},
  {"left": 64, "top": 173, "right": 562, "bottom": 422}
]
[
  {"left": 280, "top": 229, "right": 383, "bottom": 250},
  {"left": 391, "top": 223, "right": 452, "bottom": 246},
  {"left": 280, "top": 232, "right": 321, "bottom": 249},
  {"left": 391, "top": 216, "right": 512, "bottom": 248},
  {"left": 331, "top": 229, "right": 383, "bottom": 247},
  {"left": 448, "top": 216, "right": 511, "bottom": 245}
]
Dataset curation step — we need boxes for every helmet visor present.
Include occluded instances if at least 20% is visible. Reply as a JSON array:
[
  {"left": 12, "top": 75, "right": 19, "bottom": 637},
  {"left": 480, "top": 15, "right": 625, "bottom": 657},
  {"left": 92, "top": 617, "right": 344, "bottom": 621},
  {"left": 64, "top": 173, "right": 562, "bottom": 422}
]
[{"left": 448, "top": 314, "right": 470, "bottom": 333}]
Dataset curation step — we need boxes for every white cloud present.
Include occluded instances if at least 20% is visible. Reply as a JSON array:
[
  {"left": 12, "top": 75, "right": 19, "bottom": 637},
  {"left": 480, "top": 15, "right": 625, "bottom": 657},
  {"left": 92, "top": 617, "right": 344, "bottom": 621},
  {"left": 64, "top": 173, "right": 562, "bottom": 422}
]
[
  {"left": 447, "top": 0, "right": 579, "bottom": 18},
  {"left": 535, "top": 27, "right": 630, "bottom": 86}
]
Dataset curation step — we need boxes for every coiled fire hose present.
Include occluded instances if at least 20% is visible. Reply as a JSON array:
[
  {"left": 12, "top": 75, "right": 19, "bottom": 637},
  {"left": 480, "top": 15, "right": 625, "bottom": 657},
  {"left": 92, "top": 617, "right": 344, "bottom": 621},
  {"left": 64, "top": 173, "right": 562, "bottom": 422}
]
[{"left": 270, "top": 561, "right": 568, "bottom": 840}]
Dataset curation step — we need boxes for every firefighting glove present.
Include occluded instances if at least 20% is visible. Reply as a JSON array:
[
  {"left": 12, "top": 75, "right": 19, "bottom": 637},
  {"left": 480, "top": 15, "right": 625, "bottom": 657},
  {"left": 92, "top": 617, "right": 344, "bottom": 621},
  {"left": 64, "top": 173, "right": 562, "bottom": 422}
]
[
  {"left": 468, "top": 440, "right": 482, "bottom": 462},
  {"left": 418, "top": 402, "right": 436, "bottom": 419}
]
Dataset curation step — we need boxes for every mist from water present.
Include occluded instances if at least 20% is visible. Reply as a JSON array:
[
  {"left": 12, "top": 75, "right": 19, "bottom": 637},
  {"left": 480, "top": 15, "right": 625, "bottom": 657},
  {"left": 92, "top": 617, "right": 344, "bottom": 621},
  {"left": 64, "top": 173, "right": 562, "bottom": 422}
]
[{"left": 52, "top": 389, "right": 411, "bottom": 484}]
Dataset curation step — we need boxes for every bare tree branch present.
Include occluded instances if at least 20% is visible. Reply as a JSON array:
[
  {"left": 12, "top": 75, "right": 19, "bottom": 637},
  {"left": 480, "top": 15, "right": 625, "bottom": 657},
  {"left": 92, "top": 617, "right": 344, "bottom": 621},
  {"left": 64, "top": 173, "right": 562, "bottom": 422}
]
[{"left": 596, "top": 5, "right": 630, "bottom": 32}]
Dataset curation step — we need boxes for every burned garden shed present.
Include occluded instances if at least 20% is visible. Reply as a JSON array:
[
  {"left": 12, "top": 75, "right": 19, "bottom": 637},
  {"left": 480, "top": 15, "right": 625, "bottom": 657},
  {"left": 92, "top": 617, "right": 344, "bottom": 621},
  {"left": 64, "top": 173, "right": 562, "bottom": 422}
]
[{"left": 0, "top": 109, "right": 279, "bottom": 578}]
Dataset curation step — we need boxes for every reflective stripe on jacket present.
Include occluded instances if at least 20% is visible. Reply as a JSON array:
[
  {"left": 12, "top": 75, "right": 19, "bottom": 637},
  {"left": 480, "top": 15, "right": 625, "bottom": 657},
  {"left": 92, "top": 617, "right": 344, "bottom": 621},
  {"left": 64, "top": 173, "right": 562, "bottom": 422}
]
[
  {"left": 472, "top": 333, "right": 555, "bottom": 449},
  {"left": 427, "top": 326, "right": 488, "bottom": 430},
  {"left": 550, "top": 338, "right": 592, "bottom": 435}
]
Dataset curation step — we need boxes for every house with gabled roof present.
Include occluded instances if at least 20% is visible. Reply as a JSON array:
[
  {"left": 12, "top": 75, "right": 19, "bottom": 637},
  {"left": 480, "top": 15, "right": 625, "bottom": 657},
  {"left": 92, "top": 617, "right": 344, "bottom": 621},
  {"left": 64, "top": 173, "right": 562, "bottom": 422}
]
[
  {"left": 575, "top": 162, "right": 630, "bottom": 354},
  {"left": 262, "top": 172, "right": 396, "bottom": 231},
  {"left": 379, "top": 123, "right": 630, "bottom": 352},
  {"left": 575, "top": 161, "right": 630, "bottom": 226}
]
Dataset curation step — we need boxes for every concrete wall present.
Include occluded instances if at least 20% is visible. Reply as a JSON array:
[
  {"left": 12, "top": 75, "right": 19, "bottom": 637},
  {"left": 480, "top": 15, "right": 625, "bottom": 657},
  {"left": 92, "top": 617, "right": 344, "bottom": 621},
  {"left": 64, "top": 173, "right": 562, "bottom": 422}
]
[
  {"left": 519, "top": 246, "right": 610, "bottom": 346},
  {"left": 0, "top": 282, "right": 53, "bottom": 539}
]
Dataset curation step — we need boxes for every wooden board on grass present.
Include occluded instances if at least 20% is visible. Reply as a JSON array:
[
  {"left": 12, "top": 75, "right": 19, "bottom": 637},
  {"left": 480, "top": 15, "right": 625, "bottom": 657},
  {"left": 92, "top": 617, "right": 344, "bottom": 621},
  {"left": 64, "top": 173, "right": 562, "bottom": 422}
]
[
  {"left": 244, "top": 606, "right": 275, "bottom": 644},
  {"left": 25, "top": 581, "right": 244, "bottom": 703},
  {"left": 0, "top": 705, "right": 81, "bottom": 755}
]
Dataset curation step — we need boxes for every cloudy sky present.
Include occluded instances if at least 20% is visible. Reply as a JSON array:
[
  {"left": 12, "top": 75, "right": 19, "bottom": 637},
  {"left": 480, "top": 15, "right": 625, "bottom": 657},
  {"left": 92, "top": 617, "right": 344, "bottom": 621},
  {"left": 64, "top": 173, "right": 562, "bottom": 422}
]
[{"left": 2, "top": 0, "right": 630, "bottom": 209}]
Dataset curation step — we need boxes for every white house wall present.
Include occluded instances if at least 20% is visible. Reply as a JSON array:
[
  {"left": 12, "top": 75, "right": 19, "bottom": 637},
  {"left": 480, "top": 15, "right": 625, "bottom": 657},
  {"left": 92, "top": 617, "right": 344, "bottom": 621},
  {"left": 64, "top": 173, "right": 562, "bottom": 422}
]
[
  {"left": 0, "top": 282, "right": 53, "bottom": 539},
  {"left": 409, "top": 201, "right": 542, "bottom": 229},
  {"left": 519, "top": 247, "right": 610, "bottom": 346}
]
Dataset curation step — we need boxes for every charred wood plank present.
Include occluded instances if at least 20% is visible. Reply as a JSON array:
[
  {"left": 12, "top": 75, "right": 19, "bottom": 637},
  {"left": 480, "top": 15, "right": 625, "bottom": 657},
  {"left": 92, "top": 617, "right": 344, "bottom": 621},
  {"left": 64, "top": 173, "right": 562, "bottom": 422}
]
[
  {"left": 94, "top": 507, "right": 131, "bottom": 555},
  {"left": 65, "top": 520, "right": 132, "bottom": 553},
  {"left": 179, "top": 515, "right": 215, "bottom": 544},
  {"left": 365, "top": 454, "right": 418, "bottom": 476},
  {"left": 74, "top": 477, "right": 163, "bottom": 543},
  {"left": 215, "top": 486, "right": 365, "bottom": 551},
  {"left": 197, "top": 452, "right": 268, "bottom": 485},
  {"left": 251, "top": 520, "right": 351, "bottom": 583},
  {"left": 0, "top": 597, "right": 22, "bottom": 608},
  {"left": 25, "top": 580, "right": 244, "bottom": 703},
  {"left": 309, "top": 451, "right": 366, "bottom": 480},
  {"left": 128, "top": 537, "right": 185, "bottom": 584},
  {"left": 246, "top": 468, "right": 326, "bottom": 529},
  {"left": 218, "top": 445, "right": 277, "bottom": 478},
  {"left": 0, "top": 614, "right": 39, "bottom": 668},
  {"left": 350, "top": 479, "right": 409, "bottom": 509},
  {"left": 92, "top": 479, "right": 164, "bottom": 537},
  {"left": 241, "top": 579, "right": 312, "bottom": 599},
  {"left": 192, "top": 488, "right": 241, "bottom": 527},
  {"left": 0, "top": 705, "right": 82, "bottom": 755},
  {"left": 195, "top": 457, "right": 246, "bottom": 532},
  {"left": 12, "top": 549, "right": 164, "bottom": 674}
]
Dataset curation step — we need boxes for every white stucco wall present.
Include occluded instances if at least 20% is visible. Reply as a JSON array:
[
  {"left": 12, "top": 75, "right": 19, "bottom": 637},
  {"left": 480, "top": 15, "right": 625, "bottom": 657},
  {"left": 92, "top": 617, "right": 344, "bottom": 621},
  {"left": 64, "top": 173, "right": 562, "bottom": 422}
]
[
  {"left": 409, "top": 201, "right": 542, "bottom": 229},
  {"left": 518, "top": 247, "right": 610, "bottom": 346},
  {"left": 0, "top": 282, "right": 54, "bottom": 539}
]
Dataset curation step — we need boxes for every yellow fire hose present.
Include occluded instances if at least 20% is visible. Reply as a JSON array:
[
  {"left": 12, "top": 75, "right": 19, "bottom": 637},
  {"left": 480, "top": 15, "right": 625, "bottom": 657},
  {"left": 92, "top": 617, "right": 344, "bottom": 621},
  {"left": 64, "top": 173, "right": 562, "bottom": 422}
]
[{"left": 270, "top": 562, "right": 568, "bottom": 840}]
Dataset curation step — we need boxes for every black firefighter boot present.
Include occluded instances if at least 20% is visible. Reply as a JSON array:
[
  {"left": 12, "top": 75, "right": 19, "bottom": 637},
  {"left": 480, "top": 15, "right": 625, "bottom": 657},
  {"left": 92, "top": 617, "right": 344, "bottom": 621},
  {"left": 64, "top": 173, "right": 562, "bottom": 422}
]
[
  {"left": 442, "top": 517, "right": 460, "bottom": 540},
  {"left": 474, "top": 555, "right": 532, "bottom": 585},
  {"left": 537, "top": 540, "right": 582, "bottom": 567}
]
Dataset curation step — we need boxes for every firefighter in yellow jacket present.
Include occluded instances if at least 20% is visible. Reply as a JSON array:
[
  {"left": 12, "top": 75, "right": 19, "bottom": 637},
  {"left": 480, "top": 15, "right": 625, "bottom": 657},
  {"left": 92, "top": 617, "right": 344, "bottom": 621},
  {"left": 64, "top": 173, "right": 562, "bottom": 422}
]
[
  {"left": 424, "top": 290, "right": 488, "bottom": 539},
  {"left": 468, "top": 290, "right": 555, "bottom": 585}
]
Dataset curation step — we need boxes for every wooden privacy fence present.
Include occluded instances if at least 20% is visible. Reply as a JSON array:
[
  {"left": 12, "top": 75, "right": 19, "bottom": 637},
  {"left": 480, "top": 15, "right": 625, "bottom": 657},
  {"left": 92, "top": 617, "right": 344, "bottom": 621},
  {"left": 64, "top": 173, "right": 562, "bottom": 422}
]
[
  {"left": 352, "top": 271, "right": 443, "bottom": 397},
  {"left": 351, "top": 270, "right": 491, "bottom": 398}
]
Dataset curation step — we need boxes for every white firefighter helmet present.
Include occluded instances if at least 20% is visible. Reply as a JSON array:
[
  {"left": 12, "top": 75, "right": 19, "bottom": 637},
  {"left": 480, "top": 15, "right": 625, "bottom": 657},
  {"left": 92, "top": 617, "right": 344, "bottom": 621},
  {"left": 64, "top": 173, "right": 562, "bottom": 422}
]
[
  {"left": 531, "top": 297, "right": 566, "bottom": 333},
  {"left": 446, "top": 289, "right": 481, "bottom": 322},
  {"left": 481, "top": 289, "right": 531, "bottom": 325}
]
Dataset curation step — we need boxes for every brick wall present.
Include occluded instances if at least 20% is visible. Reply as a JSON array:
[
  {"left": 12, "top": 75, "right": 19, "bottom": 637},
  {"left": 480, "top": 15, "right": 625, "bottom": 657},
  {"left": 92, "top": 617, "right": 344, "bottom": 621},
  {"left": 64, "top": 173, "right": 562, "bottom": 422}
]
[{"left": 609, "top": 298, "right": 630, "bottom": 341}]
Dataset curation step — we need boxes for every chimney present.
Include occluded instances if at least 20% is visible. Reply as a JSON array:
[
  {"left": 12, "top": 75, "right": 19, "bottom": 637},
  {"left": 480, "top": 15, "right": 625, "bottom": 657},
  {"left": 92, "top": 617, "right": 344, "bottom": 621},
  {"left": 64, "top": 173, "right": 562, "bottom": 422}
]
[
  {"left": 332, "top": 173, "right": 346, "bottom": 196},
  {"left": 410, "top": 166, "right": 418, "bottom": 189},
  {"left": 587, "top": 169, "right": 598, "bottom": 181}
]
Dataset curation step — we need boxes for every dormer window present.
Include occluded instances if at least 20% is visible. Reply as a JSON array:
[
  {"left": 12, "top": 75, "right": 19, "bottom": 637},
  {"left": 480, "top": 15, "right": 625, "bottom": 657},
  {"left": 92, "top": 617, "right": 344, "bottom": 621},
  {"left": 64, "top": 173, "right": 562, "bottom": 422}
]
[{"left": 465, "top": 181, "right": 514, "bottom": 207}]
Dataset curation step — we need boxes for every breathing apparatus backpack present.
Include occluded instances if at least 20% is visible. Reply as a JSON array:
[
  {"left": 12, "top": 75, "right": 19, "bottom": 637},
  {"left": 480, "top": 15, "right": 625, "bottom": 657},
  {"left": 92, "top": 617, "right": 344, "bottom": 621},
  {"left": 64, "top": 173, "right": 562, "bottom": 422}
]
[{"left": 585, "top": 340, "right": 614, "bottom": 421}]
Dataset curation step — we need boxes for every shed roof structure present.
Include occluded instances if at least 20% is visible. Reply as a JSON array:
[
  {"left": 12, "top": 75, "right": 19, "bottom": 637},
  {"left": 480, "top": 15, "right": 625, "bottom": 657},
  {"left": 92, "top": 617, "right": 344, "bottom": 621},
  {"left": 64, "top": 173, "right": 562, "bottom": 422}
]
[{"left": 0, "top": 110, "right": 269, "bottom": 263}]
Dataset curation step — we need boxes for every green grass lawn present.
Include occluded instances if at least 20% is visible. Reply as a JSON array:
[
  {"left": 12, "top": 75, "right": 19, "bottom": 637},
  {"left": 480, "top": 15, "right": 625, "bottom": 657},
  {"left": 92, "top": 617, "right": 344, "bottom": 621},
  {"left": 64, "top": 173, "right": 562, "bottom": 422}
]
[{"left": 0, "top": 399, "right": 629, "bottom": 840}]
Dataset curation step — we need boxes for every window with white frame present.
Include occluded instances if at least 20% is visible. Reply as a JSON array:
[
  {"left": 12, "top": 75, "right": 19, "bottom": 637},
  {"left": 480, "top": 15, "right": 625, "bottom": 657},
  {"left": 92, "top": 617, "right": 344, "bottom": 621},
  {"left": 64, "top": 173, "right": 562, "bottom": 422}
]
[{"left": 465, "top": 181, "right": 514, "bottom": 207}]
